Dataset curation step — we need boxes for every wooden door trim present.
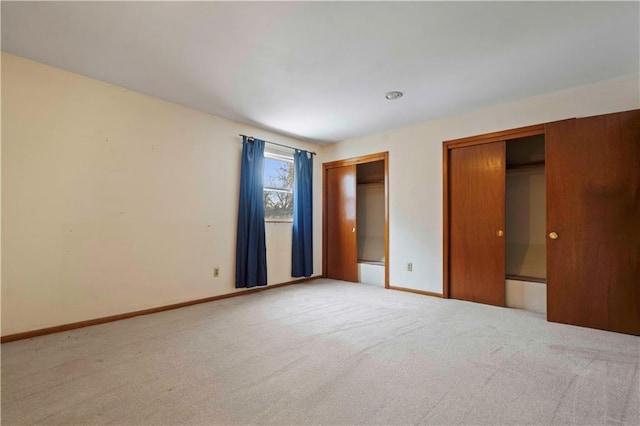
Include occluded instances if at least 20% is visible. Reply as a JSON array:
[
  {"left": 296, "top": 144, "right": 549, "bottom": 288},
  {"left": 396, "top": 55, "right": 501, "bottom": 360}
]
[
  {"left": 323, "top": 152, "right": 388, "bottom": 169},
  {"left": 443, "top": 124, "right": 545, "bottom": 149},
  {"left": 442, "top": 124, "right": 546, "bottom": 299},
  {"left": 322, "top": 151, "right": 390, "bottom": 288}
]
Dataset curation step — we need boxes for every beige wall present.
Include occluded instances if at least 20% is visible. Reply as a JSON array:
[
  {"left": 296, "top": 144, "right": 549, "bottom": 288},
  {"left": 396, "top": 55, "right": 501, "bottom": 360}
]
[
  {"left": 1, "top": 53, "right": 323, "bottom": 336},
  {"left": 356, "top": 183, "right": 385, "bottom": 262},
  {"left": 506, "top": 169, "right": 546, "bottom": 247},
  {"left": 505, "top": 168, "right": 546, "bottom": 278},
  {"left": 323, "top": 74, "right": 639, "bottom": 294}
]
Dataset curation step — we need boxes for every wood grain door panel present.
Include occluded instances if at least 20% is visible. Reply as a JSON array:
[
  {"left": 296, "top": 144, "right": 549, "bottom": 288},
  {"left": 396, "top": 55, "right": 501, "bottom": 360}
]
[
  {"left": 326, "top": 165, "right": 358, "bottom": 282},
  {"left": 449, "top": 141, "right": 506, "bottom": 306},
  {"left": 546, "top": 110, "right": 640, "bottom": 335}
]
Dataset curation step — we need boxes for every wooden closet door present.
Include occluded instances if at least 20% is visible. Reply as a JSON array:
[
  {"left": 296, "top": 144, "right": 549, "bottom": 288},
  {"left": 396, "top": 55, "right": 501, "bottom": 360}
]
[
  {"left": 546, "top": 110, "right": 640, "bottom": 335},
  {"left": 325, "top": 165, "right": 358, "bottom": 282},
  {"left": 449, "top": 142, "right": 506, "bottom": 306}
]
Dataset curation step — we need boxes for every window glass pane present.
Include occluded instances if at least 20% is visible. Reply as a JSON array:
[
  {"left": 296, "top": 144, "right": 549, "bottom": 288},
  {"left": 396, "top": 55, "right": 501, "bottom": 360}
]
[
  {"left": 263, "top": 155, "right": 293, "bottom": 221},
  {"left": 264, "top": 190, "right": 293, "bottom": 221},
  {"left": 264, "top": 157, "right": 293, "bottom": 191}
]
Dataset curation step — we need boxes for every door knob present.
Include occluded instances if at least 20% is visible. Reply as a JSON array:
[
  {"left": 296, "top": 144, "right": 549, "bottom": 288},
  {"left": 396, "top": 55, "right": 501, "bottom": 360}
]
[
  {"left": 352, "top": 227, "right": 356, "bottom": 233},
  {"left": 496, "top": 230, "right": 504, "bottom": 237},
  {"left": 549, "top": 232, "right": 559, "bottom": 240}
]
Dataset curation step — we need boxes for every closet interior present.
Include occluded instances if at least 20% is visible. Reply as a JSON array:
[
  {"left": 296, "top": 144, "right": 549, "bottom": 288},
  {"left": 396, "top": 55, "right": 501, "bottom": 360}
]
[
  {"left": 505, "top": 135, "right": 546, "bottom": 313},
  {"left": 356, "top": 160, "right": 386, "bottom": 286}
]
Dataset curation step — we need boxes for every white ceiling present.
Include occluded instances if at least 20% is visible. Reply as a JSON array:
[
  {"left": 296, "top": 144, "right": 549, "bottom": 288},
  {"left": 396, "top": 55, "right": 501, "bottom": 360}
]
[{"left": 2, "top": 1, "right": 638, "bottom": 144}]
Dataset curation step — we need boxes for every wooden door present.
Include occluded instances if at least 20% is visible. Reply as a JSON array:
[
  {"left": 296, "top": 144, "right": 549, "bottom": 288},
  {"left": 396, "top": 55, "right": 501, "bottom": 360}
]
[
  {"left": 325, "top": 165, "right": 358, "bottom": 282},
  {"left": 449, "top": 142, "right": 506, "bottom": 306},
  {"left": 546, "top": 110, "right": 640, "bottom": 335}
]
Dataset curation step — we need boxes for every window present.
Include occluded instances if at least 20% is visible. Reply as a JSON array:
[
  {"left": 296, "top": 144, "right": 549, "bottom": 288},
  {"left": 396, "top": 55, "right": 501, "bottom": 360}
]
[{"left": 263, "top": 152, "right": 294, "bottom": 221}]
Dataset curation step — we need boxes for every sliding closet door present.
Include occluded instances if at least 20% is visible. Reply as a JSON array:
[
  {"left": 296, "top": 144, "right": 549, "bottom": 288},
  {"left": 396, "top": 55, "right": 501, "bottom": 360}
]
[
  {"left": 449, "top": 142, "right": 506, "bottom": 306},
  {"left": 325, "top": 165, "right": 358, "bottom": 282},
  {"left": 546, "top": 110, "right": 640, "bottom": 335}
]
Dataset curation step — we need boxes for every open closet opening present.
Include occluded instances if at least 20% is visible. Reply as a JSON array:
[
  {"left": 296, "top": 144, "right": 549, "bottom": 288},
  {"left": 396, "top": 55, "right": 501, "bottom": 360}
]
[
  {"left": 323, "top": 152, "right": 389, "bottom": 288},
  {"left": 356, "top": 160, "right": 386, "bottom": 286},
  {"left": 445, "top": 110, "right": 639, "bottom": 335},
  {"left": 505, "top": 134, "right": 546, "bottom": 313}
]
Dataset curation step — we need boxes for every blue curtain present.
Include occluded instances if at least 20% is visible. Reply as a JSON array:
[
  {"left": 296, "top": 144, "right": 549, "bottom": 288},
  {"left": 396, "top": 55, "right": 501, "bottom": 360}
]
[
  {"left": 235, "top": 137, "right": 267, "bottom": 288},
  {"left": 292, "top": 150, "right": 313, "bottom": 277}
]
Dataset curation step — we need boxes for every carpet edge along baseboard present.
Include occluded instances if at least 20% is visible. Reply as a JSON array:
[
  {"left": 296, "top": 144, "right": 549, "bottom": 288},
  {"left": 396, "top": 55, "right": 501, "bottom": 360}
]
[
  {"left": 388, "top": 285, "right": 443, "bottom": 298},
  {"left": 1, "top": 276, "right": 323, "bottom": 343}
]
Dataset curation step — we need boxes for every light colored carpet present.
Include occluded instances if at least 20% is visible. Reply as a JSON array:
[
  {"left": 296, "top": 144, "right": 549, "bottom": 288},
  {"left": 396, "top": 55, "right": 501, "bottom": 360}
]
[{"left": 2, "top": 279, "right": 639, "bottom": 425}]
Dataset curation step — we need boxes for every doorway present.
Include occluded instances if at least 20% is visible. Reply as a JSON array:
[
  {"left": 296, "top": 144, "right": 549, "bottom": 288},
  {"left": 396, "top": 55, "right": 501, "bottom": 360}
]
[
  {"left": 323, "top": 152, "right": 389, "bottom": 287},
  {"left": 505, "top": 134, "right": 547, "bottom": 313},
  {"left": 443, "top": 124, "right": 546, "bottom": 307}
]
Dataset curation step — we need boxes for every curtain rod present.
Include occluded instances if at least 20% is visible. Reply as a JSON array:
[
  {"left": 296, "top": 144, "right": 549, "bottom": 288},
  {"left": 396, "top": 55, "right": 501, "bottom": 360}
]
[{"left": 238, "top": 134, "right": 316, "bottom": 156}]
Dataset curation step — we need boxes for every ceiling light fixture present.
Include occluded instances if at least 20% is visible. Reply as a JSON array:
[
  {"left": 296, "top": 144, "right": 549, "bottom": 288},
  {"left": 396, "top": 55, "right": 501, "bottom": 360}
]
[{"left": 385, "top": 91, "right": 403, "bottom": 100}]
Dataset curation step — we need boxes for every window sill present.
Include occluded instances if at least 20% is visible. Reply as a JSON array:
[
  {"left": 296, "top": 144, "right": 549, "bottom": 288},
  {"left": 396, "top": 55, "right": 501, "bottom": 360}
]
[{"left": 265, "top": 220, "right": 293, "bottom": 224}]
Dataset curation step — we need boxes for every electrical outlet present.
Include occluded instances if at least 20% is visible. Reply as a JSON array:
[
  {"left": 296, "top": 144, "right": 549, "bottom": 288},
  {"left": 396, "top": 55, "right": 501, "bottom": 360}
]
[
  {"left": 214, "top": 267, "right": 220, "bottom": 277},
  {"left": 407, "top": 262, "right": 413, "bottom": 272}
]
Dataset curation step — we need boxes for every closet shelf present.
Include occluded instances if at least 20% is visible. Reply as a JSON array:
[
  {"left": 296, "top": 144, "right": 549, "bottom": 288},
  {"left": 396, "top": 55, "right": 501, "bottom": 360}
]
[
  {"left": 506, "top": 274, "right": 547, "bottom": 284},
  {"left": 506, "top": 160, "right": 545, "bottom": 170}
]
